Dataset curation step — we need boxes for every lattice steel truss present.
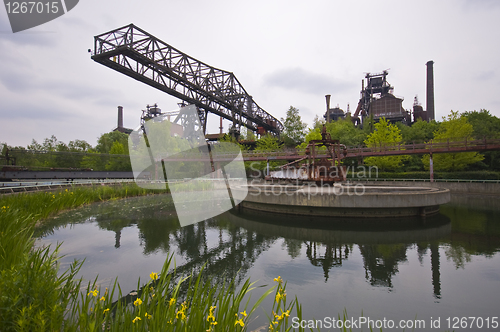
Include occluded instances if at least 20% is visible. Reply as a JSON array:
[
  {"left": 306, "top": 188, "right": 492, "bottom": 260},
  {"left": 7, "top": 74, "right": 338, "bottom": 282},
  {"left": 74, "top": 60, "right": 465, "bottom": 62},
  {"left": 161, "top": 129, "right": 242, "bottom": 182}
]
[{"left": 91, "top": 24, "right": 283, "bottom": 136}]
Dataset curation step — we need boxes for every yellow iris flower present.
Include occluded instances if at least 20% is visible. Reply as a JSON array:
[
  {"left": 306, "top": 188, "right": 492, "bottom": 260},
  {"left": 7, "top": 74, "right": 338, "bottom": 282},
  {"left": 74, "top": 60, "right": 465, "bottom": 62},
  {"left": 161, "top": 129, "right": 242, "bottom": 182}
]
[{"left": 234, "top": 318, "right": 244, "bottom": 327}]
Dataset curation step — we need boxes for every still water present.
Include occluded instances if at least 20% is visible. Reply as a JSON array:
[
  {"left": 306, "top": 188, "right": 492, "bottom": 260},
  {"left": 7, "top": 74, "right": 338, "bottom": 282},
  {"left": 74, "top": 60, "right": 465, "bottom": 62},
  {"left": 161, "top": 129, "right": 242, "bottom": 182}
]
[{"left": 36, "top": 193, "right": 500, "bottom": 331}]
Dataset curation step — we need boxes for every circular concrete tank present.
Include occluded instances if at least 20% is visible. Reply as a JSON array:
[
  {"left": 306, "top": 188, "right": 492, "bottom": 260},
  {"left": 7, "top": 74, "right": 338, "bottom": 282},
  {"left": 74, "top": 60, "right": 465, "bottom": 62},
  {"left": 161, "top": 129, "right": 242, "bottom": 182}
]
[
  {"left": 236, "top": 183, "right": 450, "bottom": 218},
  {"left": 226, "top": 210, "right": 452, "bottom": 243}
]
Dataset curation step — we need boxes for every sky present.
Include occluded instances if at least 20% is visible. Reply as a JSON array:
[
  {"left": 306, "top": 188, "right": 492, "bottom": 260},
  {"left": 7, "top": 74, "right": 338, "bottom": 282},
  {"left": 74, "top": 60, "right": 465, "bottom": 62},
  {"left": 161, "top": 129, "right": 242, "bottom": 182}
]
[{"left": 1, "top": 0, "right": 500, "bottom": 148}]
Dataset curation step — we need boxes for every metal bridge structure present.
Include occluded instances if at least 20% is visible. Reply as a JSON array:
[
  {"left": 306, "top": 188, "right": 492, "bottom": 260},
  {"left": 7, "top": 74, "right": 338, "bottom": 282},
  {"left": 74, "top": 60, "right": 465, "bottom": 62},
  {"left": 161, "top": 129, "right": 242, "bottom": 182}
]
[
  {"left": 239, "top": 137, "right": 500, "bottom": 161},
  {"left": 91, "top": 24, "right": 283, "bottom": 136}
]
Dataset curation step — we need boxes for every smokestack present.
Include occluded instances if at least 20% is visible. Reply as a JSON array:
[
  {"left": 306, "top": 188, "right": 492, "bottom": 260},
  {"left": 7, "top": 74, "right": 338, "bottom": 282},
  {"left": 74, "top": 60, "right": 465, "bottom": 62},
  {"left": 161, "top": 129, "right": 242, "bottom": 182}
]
[
  {"left": 426, "top": 61, "right": 435, "bottom": 121},
  {"left": 117, "top": 106, "right": 123, "bottom": 129},
  {"left": 325, "top": 94, "right": 331, "bottom": 123}
]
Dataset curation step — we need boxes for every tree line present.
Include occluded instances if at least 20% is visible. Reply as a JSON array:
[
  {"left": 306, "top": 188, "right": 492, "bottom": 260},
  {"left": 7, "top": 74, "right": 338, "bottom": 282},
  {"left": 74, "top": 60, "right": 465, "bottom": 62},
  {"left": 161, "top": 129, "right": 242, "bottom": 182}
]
[
  {"left": 278, "top": 107, "right": 500, "bottom": 173},
  {"left": 1, "top": 131, "right": 131, "bottom": 171},
  {"left": 2, "top": 107, "right": 500, "bottom": 173}
]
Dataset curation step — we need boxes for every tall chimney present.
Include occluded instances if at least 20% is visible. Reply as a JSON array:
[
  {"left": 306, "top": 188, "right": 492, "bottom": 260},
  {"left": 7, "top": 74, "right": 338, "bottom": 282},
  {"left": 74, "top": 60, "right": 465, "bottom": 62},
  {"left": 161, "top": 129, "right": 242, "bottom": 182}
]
[
  {"left": 325, "top": 94, "right": 331, "bottom": 123},
  {"left": 426, "top": 61, "right": 435, "bottom": 121},
  {"left": 117, "top": 106, "right": 123, "bottom": 129}
]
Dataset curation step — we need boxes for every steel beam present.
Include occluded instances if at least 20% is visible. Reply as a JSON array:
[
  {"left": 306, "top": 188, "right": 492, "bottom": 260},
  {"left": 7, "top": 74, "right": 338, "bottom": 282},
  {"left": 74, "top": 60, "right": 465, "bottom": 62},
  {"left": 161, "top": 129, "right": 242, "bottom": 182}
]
[{"left": 91, "top": 24, "right": 283, "bottom": 135}]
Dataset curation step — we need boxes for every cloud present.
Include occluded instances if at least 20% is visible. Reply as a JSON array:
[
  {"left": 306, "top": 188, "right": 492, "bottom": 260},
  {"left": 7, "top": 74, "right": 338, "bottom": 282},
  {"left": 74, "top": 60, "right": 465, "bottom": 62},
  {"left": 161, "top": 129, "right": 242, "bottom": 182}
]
[
  {"left": 0, "top": 8, "right": 60, "bottom": 47},
  {"left": 0, "top": 93, "right": 73, "bottom": 120},
  {"left": 0, "top": 50, "right": 124, "bottom": 106},
  {"left": 0, "top": 29, "right": 59, "bottom": 48},
  {"left": 461, "top": 0, "right": 500, "bottom": 10},
  {"left": 475, "top": 70, "right": 496, "bottom": 81},
  {"left": 264, "top": 67, "right": 354, "bottom": 95}
]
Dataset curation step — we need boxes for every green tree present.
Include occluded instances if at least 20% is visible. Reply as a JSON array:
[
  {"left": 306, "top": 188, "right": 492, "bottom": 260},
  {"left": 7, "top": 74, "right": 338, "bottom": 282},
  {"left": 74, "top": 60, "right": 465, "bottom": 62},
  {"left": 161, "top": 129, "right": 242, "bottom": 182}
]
[
  {"left": 297, "top": 119, "right": 366, "bottom": 150},
  {"left": 26, "top": 139, "right": 42, "bottom": 151},
  {"left": 105, "top": 141, "right": 131, "bottom": 171},
  {"left": 312, "top": 115, "right": 325, "bottom": 129},
  {"left": 462, "top": 109, "right": 500, "bottom": 170},
  {"left": 462, "top": 109, "right": 500, "bottom": 139},
  {"left": 297, "top": 127, "right": 322, "bottom": 149},
  {"left": 218, "top": 134, "right": 249, "bottom": 152},
  {"left": 396, "top": 119, "right": 440, "bottom": 171},
  {"left": 43, "top": 135, "right": 59, "bottom": 151},
  {"left": 256, "top": 134, "right": 280, "bottom": 151},
  {"left": 326, "top": 118, "right": 366, "bottom": 147},
  {"left": 25, "top": 135, "right": 61, "bottom": 168},
  {"left": 248, "top": 134, "right": 283, "bottom": 176},
  {"left": 96, "top": 131, "right": 129, "bottom": 154},
  {"left": 363, "top": 112, "right": 376, "bottom": 135},
  {"left": 280, "top": 106, "right": 308, "bottom": 147},
  {"left": 80, "top": 150, "right": 103, "bottom": 171},
  {"left": 68, "top": 139, "right": 92, "bottom": 152},
  {"left": 422, "top": 111, "right": 484, "bottom": 171},
  {"left": 26, "top": 135, "right": 59, "bottom": 151},
  {"left": 363, "top": 118, "right": 408, "bottom": 171},
  {"left": 398, "top": 119, "right": 440, "bottom": 144}
]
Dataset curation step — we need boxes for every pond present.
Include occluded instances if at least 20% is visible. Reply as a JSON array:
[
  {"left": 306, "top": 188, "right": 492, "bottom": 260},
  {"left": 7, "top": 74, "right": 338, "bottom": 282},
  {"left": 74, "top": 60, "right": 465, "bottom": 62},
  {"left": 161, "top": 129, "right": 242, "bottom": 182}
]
[{"left": 36, "top": 193, "right": 500, "bottom": 331}]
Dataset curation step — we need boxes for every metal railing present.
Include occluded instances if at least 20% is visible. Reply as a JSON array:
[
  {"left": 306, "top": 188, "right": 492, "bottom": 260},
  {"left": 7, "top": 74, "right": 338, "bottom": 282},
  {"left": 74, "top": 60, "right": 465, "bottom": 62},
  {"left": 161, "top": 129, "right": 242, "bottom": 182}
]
[
  {"left": 0, "top": 179, "right": 135, "bottom": 195},
  {"left": 348, "top": 178, "right": 500, "bottom": 184}
]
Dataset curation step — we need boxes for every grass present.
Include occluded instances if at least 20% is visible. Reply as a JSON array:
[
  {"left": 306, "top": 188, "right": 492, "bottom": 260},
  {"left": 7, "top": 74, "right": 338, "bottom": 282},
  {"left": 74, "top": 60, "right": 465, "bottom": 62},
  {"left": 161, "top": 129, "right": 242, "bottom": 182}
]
[
  {"left": 0, "top": 184, "right": 159, "bottom": 223},
  {"left": 0, "top": 184, "right": 159, "bottom": 331},
  {"left": 0, "top": 184, "right": 309, "bottom": 331}
]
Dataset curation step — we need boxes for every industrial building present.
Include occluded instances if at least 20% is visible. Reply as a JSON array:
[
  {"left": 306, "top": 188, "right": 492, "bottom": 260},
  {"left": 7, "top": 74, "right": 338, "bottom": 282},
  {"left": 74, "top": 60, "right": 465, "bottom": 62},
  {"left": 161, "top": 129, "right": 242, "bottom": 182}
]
[
  {"left": 324, "top": 61, "right": 436, "bottom": 127},
  {"left": 324, "top": 95, "right": 346, "bottom": 122},
  {"left": 352, "top": 70, "right": 410, "bottom": 125},
  {"left": 413, "top": 96, "right": 427, "bottom": 122},
  {"left": 112, "top": 106, "right": 133, "bottom": 134}
]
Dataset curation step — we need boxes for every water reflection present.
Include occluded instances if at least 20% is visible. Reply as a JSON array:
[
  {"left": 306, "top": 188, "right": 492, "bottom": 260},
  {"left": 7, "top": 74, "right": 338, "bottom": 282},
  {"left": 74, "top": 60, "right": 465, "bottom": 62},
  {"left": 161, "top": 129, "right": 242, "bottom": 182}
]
[
  {"left": 440, "top": 200, "right": 500, "bottom": 265},
  {"left": 37, "top": 195, "right": 276, "bottom": 286},
  {"left": 227, "top": 209, "right": 451, "bottom": 298},
  {"left": 304, "top": 241, "right": 350, "bottom": 282},
  {"left": 36, "top": 194, "right": 500, "bottom": 308}
]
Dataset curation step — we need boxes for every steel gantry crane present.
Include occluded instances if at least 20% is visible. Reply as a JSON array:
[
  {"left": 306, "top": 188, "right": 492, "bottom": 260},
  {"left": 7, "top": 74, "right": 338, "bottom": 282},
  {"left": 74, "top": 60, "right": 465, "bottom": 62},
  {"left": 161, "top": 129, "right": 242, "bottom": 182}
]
[{"left": 91, "top": 24, "right": 283, "bottom": 137}]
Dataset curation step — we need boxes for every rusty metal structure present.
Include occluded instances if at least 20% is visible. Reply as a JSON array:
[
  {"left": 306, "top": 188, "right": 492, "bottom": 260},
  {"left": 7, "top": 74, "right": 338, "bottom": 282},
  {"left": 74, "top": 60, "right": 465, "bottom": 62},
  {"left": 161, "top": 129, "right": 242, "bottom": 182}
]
[
  {"left": 413, "top": 96, "right": 427, "bottom": 122},
  {"left": 426, "top": 60, "right": 435, "bottom": 121},
  {"left": 269, "top": 126, "right": 348, "bottom": 183},
  {"left": 91, "top": 24, "right": 282, "bottom": 137},
  {"left": 324, "top": 94, "right": 345, "bottom": 123},
  {"left": 352, "top": 70, "right": 410, "bottom": 126}
]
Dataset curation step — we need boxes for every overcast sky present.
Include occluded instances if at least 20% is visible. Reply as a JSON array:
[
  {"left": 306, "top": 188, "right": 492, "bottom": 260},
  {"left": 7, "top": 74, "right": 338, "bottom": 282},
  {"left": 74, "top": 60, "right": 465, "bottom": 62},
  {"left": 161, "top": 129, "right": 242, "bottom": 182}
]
[{"left": 1, "top": 0, "right": 500, "bottom": 148}]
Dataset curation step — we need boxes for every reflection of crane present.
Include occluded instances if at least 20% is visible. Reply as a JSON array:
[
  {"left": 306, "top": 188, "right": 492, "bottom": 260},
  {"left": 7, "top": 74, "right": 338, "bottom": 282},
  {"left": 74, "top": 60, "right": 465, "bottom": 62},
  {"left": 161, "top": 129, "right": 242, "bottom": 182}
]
[
  {"left": 305, "top": 241, "right": 351, "bottom": 282},
  {"left": 91, "top": 24, "right": 283, "bottom": 137}
]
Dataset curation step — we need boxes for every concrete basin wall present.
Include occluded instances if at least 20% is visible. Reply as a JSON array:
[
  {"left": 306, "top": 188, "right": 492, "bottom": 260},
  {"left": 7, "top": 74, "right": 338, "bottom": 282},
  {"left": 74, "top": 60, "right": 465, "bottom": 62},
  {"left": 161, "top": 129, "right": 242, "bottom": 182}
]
[
  {"left": 352, "top": 180, "right": 500, "bottom": 195},
  {"left": 238, "top": 184, "right": 450, "bottom": 218}
]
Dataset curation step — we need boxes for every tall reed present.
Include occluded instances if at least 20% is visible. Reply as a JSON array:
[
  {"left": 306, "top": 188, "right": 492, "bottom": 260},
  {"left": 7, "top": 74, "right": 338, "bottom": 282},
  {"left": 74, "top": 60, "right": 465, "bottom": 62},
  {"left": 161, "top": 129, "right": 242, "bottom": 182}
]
[
  {"left": 0, "top": 184, "right": 157, "bottom": 331},
  {"left": 1, "top": 184, "right": 311, "bottom": 331}
]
